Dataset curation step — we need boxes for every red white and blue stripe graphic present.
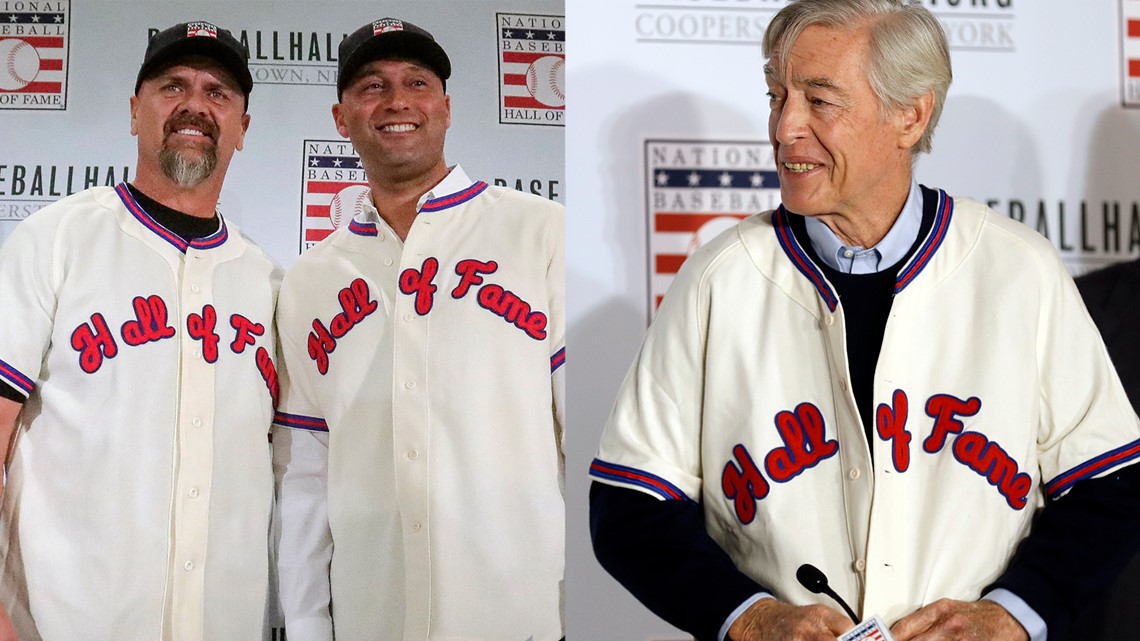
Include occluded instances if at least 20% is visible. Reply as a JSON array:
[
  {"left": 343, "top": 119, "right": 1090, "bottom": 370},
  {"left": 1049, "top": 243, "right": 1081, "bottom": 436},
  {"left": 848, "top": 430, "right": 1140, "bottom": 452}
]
[
  {"left": 273, "top": 411, "right": 329, "bottom": 433},
  {"left": 114, "top": 183, "right": 227, "bottom": 253},
  {"left": 1045, "top": 437, "right": 1140, "bottom": 498},
  {"left": 773, "top": 206, "right": 839, "bottom": 312},
  {"left": 589, "top": 458, "right": 691, "bottom": 501},
  {"left": 0, "top": 358, "right": 33, "bottom": 397},
  {"left": 348, "top": 219, "right": 377, "bottom": 237},
  {"left": 420, "top": 181, "right": 488, "bottom": 213},
  {"left": 550, "top": 346, "right": 565, "bottom": 373},
  {"left": 301, "top": 143, "right": 368, "bottom": 247},
  {"left": 895, "top": 190, "right": 953, "bottom": 294}
]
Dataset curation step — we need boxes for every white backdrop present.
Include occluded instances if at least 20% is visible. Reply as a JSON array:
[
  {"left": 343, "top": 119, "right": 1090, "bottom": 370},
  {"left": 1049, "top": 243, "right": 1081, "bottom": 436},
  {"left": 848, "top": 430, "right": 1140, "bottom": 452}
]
[{"left": 565, "top": 0, "right": 1140, "bottom": 639}]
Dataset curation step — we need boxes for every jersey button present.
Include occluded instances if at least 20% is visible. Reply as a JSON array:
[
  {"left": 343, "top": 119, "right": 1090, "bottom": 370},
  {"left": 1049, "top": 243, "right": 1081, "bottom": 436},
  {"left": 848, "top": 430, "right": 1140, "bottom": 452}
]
[
  {"left": 407, "top": 449, "right": 419, "bottom": 460},
  {"left": 848, "top": 467, "right": 861, "bottom": 480},
  {"left": 838, "top": 378, "right": 849, "bottom": 392},
  {"left": 404, "top": 380, "right": 416, "bottom": 390},
  {"left": 188, "top": 487, "right": 199, "bottom": 498},
  {"left": 384, "top": 258, "right": 393, "bottom": 266},
  {"left": 191, "top": 284, "right": 200, "bottom": 294},
  {"left": 192, "top": 418, "right": 202, "bottom": 428},
  {"left": 403, "top": 313, "right": 414, "bottom": 322},
  {"left": 824, "top": 314, "right": 835, "bottom": 327},
  {"left": 853, "top": 559, "right": 866, "bottom": 572},
  {"left": 184, "top": 560, "right": 195, "bottom": 571},
  {"left": 411, "top": 521, "right": 423, "bottom": 532}
]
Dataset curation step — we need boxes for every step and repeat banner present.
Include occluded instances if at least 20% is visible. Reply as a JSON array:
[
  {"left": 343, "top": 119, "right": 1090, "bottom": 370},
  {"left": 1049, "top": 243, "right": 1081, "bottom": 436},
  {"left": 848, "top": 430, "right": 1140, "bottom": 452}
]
[
  {"left": 566, "top": 0, "right": 1140, "bottom": 639},
  {"left": 0, "top": 1, "right": 564, "bottom": 639}
]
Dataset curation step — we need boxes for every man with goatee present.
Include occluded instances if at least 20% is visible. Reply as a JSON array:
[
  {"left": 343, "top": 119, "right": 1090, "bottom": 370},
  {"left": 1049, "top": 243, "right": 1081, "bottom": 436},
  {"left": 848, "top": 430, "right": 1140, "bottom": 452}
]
[{"left": 0, "top": 21, "right": 280, "bottom": 641}]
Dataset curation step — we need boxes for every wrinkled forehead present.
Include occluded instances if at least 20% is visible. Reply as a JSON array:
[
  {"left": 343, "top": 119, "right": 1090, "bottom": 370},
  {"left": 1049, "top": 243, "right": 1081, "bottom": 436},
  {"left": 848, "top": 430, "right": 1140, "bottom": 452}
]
[{"left": 143, "top": 54, "right": 243, "bottom": 90}]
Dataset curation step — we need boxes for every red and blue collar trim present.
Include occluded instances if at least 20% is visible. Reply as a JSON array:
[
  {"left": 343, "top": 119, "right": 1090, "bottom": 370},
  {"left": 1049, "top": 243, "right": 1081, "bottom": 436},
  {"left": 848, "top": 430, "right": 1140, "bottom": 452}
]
[
  {"left": 773, "top": 206, "right": 840, "bottom": 312},
  {"left": 894, "top": 189, "right": 953, "bottom": 294},
  {"left": 420, "top": 181, "right": 488, "bottom": 213},
  {"left": 114, "top": 183, "right": 228, "bottom": 253},
  {"left": 348, "top": 219, "right": 378, "bottom": 237}
]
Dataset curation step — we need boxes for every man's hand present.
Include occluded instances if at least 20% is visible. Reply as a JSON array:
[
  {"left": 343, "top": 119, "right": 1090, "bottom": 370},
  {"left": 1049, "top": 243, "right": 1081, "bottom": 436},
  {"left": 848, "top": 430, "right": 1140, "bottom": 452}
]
[
  {"left": 890, "top": 599, "right": 1029, "bottom": 641},
  {"left": 728, "top": 598, "right": 854, "bottom": 641}
]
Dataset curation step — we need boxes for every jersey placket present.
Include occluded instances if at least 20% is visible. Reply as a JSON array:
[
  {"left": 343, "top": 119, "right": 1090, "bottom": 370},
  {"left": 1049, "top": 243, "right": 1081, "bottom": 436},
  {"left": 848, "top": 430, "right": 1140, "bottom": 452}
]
[
  {"left": 817, "top": 296, "right": 874, "bottom": 617},
  {"left": 167, "top": 246, "right": 218, "bottom": 641},
  {"left": 391, "top": 210, "right": 442, "bottom": 640}
]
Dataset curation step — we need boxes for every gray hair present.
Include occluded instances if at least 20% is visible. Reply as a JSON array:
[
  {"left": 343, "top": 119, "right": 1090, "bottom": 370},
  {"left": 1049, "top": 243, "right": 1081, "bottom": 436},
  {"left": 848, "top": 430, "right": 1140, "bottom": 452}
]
[{"left": 763, "top": 0, "right": 952, "bottom": 154}]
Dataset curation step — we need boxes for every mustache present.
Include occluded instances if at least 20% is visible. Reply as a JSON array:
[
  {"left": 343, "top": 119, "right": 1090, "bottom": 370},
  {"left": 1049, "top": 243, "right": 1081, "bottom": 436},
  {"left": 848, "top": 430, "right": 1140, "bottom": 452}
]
[{"left": 162, "top": 114, "right": 218, "bottom": 141}]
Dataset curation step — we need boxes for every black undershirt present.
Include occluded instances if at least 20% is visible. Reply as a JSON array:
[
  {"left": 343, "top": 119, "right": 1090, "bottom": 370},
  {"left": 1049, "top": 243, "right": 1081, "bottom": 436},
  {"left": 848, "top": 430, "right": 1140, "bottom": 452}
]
[{"left": 0, "top": 185, "right": 217, "bottom": 403}]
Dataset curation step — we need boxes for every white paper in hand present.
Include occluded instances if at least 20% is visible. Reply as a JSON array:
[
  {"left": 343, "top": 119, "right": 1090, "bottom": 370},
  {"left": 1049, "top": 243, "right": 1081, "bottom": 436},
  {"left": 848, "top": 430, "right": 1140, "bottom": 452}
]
[{"left": 837, "top": 615, "right": 897, "bottom": 641}]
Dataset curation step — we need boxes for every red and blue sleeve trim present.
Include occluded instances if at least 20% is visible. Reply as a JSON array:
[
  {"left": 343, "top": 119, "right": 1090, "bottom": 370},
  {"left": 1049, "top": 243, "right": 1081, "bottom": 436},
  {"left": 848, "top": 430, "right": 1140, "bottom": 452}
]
[
  {"left": 420, "top": 181, "right": 489, "bottom": 213},
  {"left": 348, "top": 219, "right": 378, "bottom": 237},
  {"left": 0, "top": 358, "right": 33, "bottom": 397},
  {"left": 114, "top": 183, "right": 228, "bottom": 253},
  {"left": 773, "top": 207, "right": 839, "bottom": 312},
  {"left": 589, "top": 458, "right": 692, "bottom": 502},
  {"left": 895, "top": 189, "right": 952, "bottom": 294},
  {"left": 273, "top": 411, "right": 329, "bottom": 433},
  {"left": 1045, "top": 438, "right": 1140, "bottom": 498},
  {"left": 550, "top": 346, "right": 566, "bottom": 373}
]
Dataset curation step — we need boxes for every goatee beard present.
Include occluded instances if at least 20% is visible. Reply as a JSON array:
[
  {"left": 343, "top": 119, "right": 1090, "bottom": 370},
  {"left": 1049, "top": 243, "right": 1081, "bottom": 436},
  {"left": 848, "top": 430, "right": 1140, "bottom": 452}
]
[{"left": 160, "top": 146, "right": 217, "bottom": 188}]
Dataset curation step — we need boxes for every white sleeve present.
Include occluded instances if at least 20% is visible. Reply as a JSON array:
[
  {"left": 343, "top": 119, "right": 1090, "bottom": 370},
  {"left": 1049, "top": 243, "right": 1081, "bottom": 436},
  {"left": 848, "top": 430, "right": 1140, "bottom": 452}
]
[
  {"left": 272, "top": 294, "right": 335, "bottom": 641},
  {"left": 547, "top": 204, "right": 566, "bottom": 471},
  {"left": 272, "top": 426, "right": 333, "bottom": 641}
]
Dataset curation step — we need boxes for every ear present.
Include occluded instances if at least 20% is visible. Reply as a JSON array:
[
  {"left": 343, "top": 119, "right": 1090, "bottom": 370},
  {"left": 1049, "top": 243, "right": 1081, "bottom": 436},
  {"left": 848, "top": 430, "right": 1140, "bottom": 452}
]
[
  {"left": 331, "top": 103, "right": 350, "bottom": 138},
  {"left": 129, "top": 95, "right": 139, "bottom": 136},
  {"left": 235, "top": 113, "right": 251, "bottom": 152},
  {"left": 444, "top": 93, "right": 451, "bottom": 130},
  {"left": 896, "top": 89, "right": 935, "bottom": 150}
]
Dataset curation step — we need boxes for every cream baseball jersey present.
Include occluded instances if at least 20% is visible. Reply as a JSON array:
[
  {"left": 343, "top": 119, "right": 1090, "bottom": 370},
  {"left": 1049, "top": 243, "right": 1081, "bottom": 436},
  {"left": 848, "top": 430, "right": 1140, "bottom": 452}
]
[
  {"left": 0, "top": 185, "right": 281, "bottom": 641},
  {"left": 273, "top": 166, "right": 565, "bottom": 641},
  {"left": 591, "top": 191, "right": 1140, "bottom": 625}
]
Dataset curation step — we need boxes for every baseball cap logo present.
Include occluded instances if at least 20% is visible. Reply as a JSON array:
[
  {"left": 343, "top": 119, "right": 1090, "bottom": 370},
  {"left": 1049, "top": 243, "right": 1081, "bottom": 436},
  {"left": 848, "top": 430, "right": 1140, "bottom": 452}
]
[
  {"left": 373, "top": 18, "right": 405, "bottom": 35},
  {"left": 186, "top": 22, "right": 219, "bottom": 39}
]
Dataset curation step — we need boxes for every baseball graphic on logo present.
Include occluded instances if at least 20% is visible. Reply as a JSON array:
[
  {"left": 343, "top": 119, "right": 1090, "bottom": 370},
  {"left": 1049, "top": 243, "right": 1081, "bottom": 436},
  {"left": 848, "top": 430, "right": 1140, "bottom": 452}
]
[
  {"left": 328, "top": 184, "right": 371, "bottom": 229},
  {"left": 688, "top": 217, "right": 741, "bottom": 255},
  {"left": 525, "top": 55, "right": 565, "bottom": 108},
  {"left": 0, "top": 38, "right": 40, "bottom": 91}
]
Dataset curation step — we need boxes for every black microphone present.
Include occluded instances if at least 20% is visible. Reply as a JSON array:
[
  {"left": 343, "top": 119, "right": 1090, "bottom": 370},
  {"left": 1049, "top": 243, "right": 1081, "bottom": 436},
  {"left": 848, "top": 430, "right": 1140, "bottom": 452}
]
[{"left": 796, "top": 563, "right": 860, "bottom": 624}]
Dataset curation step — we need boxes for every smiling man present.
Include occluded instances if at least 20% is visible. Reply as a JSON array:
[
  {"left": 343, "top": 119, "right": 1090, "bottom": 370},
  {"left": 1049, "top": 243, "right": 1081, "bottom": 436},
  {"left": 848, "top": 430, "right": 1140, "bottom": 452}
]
[
  {"left": 0, "top": 21, "right": 280, "bottom": 641},
  {"left": 271, "top": 18, "right": 565, "bottom": 641},
  {"left": 589, "top": 1, "right": 1140, "bottom": 641}
]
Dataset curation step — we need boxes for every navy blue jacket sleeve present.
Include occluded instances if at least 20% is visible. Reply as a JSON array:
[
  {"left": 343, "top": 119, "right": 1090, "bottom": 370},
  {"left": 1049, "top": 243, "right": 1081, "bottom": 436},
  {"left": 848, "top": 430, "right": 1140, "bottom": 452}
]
[
  {"left": 590, "top": 481, "right": 766, "bottom": 641},
  {"left": 987, "top": 463, "right": 1140, "bottom": 640}
]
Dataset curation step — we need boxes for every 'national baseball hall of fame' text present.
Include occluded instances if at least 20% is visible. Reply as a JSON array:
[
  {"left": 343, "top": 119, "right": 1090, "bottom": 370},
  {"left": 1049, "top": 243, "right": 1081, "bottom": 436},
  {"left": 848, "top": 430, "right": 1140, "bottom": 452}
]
[
  {"left": 645, "top": 139, "right": 779, "bottom": 320},
  {"left": 299, "top": 140, "right": 368, "bottom": 253},
  {"left": 497, "top": 12, "right": 564, "bottom": 126},
  {"left": 0, "top": 0, "right": 69, "bottom": 110}
]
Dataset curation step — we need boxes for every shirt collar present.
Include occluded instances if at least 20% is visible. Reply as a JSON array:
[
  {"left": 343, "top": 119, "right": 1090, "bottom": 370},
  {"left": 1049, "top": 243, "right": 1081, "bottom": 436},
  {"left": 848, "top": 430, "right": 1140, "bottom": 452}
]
[
  {"left": 415, "top": 165, "right": 471, "bottom": 211},
  {"left": 803, "top": 179, "right": 922, "bottom": 274}
]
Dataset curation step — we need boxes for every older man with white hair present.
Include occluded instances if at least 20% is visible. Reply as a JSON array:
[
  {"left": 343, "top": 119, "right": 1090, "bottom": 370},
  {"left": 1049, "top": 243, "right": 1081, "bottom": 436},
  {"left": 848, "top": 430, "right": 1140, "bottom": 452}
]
[{"left": 589, "top": 1, "right": 1140, "bottom": 641}]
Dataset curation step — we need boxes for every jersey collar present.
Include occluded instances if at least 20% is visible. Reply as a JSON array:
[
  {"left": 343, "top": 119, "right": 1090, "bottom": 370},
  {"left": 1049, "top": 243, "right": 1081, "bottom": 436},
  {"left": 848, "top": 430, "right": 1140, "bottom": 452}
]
[
  {"left": 773, "top": 186, "right": 954, "bottom": 310},
  {"left": 114, "top": 182, "right": 228, "bottom": 253},
  {"left": 347, "top": 165, "right": 489, "bottom": 237}
]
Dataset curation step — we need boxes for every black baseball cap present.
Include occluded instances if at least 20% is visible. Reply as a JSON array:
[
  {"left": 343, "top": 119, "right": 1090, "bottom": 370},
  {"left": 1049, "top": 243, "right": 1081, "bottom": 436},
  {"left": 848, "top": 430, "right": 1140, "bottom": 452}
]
[
  {"left": 337, "top": 18, "right": 451, "bottom": 98},
  {"left": 135, "top": 21, "right": 253, "bottom": 97}
]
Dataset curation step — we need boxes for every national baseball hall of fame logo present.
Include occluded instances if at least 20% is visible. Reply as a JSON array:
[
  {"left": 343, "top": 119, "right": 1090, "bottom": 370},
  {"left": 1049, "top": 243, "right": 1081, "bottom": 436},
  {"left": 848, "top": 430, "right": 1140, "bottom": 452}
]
[
  {"left": 300, "top": 139, "right": 368, "bottom": 252},
  {"left": 645, "top": 139, "right": 780, "bottom": 319},
  {"left": 0, "top": 0, "right": 69, "bottom": 110},
  {"left": 497, "top": 12, "right": 564, "bottom": 127},
  {"left": 1124, "top": 0, "right": 1140, "bottom": 107}
]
